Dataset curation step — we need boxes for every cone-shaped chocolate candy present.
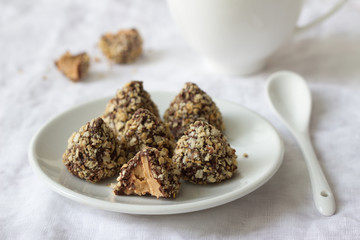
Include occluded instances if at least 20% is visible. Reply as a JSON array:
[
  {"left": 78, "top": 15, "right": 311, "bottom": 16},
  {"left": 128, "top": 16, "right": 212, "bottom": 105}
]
[
  {"left": 173, "top": 120, "right": 237, "bottom": 184},
  {"left": 164, "top": 82, "right": 224, "bottom": 140},
  {"left": 102, "top": 81, "right": 159, "bottom": 137},
  {"left": 120, "top": 108, "right": 175, "bottom": 160},
  {"left": 62, "top": 117, "right": 126, "bottom": 183}
]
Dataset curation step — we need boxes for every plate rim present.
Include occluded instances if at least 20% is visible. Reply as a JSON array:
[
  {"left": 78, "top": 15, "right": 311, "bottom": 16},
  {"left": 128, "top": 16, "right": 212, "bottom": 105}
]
[{"left": 28, "top": 91, "right": 284, "bottom": 215}]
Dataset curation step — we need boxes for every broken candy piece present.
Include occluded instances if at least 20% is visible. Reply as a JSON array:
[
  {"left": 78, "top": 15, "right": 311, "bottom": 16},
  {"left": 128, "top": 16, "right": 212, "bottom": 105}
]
[
  {"left": 55, "top": 51, "right": 90, "bottom": 82},
  {"left": 120, "top": 108, "right": 175, "bottom": 160},
  {"left": 172, "top": 120, "right": 237, "bottom": 184},
  {"left": 62, "top": 117, "right": 126, "bottom": 183},
  {"left": 99, "top": 28, "right": 143, "bottom": 63},
  {"left": 164, "top": 82, "right": 225, "bottom": 140},
  {"left": 113, "top": 147, "right": 181, "bottom": 198},
  {"left": 102, "top": 81, "right": 160, "bottom": 137}
]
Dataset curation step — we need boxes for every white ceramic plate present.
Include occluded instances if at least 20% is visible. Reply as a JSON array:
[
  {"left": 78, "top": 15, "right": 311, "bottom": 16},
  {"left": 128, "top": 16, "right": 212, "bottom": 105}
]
[{"left": 29, "top": 91, "right": 284, "bottom": 215}]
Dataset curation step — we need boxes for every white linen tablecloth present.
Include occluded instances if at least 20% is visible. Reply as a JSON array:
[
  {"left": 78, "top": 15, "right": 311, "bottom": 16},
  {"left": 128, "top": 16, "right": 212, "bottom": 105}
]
[{"left": 1, "top": 0, "right": 359, "bottom": 239}]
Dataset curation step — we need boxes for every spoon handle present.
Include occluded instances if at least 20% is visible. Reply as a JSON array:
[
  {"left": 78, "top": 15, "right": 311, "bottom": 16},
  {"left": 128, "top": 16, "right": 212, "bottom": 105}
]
[{"left": 295, "top": 131, "right": 336, "bottom": 216}]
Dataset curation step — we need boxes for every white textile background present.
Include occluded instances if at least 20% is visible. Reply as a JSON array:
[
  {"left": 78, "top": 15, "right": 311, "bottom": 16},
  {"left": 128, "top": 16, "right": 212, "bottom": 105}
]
[{"left": 0, "top": 0, "right": 359, "bottom": 239}]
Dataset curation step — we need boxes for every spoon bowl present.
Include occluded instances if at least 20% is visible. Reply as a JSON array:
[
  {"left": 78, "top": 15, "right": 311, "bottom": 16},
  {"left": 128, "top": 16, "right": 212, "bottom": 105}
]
[{"left": 267, "top": 71, "right": 311, "bottom": 132}]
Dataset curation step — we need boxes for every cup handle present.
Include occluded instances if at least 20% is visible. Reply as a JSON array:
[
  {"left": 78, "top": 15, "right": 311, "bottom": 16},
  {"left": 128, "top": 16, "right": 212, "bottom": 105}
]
[{"left": 295, "top": 0, "right": 348, "bottom": 34}]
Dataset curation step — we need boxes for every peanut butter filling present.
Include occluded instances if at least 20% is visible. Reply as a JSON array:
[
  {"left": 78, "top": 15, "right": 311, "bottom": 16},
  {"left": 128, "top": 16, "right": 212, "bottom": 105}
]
[{"left": 123, "top": 155, "right": 163, "bottom": 198}]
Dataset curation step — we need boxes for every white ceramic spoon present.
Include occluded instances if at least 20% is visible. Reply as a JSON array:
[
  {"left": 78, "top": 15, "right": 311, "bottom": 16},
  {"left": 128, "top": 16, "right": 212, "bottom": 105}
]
[{"left": 266, "top": 71, "right": 336, "bottom": 216}]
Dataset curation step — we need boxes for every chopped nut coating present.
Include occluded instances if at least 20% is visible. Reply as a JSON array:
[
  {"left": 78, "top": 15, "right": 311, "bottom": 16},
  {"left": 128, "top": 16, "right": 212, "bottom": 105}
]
[
  {"left": 99, "top": 28, "right": 142, "bottom": 63},
  {"left": 62, "top": 117, "right": 126, "bottom": 183},
  {"left": 173, "top": 120, "right": 237, "bottom": 184},
  {"left": 102, "top": 81, "right": 159, "bottom": 137},
  {"left": 120, "top": 108, "right": 175, "bottom": 160},
  {"left": 164, "top": 82, "right": 224, "bottom": 140}
]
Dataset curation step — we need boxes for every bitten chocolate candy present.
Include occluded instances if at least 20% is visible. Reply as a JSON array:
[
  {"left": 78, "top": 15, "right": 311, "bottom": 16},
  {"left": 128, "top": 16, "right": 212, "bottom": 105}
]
[
  {"left": 55, "top": 51, "right": 90, "bottom": 82},
  {"left": 113, "top": 147, "right": 181, "bottom": 198},
  {"left": 99, "top": 28, "right": 142, "bottom": 63}
]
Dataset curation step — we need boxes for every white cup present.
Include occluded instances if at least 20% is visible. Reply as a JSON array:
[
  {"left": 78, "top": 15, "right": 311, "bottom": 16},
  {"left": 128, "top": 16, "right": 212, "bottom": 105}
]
[{"left": 167, "top": 0, "right": 347, "bottom": 75}]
